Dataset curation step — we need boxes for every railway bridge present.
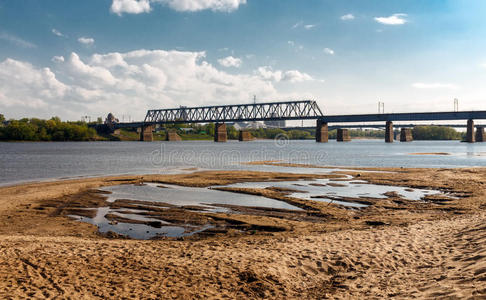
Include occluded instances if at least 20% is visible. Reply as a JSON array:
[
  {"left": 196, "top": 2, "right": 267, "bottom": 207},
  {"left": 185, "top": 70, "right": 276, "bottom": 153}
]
[{"left": 113, "top": 100, "right": 486, "bottom": 143}]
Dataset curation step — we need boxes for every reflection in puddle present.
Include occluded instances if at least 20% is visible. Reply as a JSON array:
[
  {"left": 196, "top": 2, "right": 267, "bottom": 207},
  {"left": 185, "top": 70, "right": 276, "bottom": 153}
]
[
  {"left": 102, "top": 183, "right": 302, "bottom": 211},
  {"left": 221, "top": 178, "right": 446, "bottom": 208},
  {"left": 69, "top": 175, "right": 452, "bottom": 239},
  {"left": 70, "top": 183, "right": 301, "bottom": 239}
]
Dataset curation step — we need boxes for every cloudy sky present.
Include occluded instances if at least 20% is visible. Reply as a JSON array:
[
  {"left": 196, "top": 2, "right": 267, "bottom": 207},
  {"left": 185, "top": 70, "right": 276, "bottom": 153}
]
[{"left": 1, "top": 0, "right": 486, "bottom": 121}]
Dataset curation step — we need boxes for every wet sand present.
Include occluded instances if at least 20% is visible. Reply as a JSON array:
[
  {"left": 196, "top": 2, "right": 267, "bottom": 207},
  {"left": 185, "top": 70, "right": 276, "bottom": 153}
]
[{"left": 1, "top": 168, "right": 486, "bottom": 298}]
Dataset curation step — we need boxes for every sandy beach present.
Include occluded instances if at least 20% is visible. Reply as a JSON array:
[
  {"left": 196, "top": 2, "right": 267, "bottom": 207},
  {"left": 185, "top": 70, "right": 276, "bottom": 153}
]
[{"left": 1, "top": 167, "right": 486, "bottom": 298}]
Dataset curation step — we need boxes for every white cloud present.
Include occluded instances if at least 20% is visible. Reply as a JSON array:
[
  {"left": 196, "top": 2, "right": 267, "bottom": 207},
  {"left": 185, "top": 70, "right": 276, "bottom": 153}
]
[
  {"left": 0, "top": 32, "right": 36, "bottom": 49},
  {"left": 111, "top": 0, "right": 151, "bottom": 15},
  {"left": 256, "top": 66, "right": 282, "bottom": 82},
  {"left": 51, "top": 56, "right": 65, "bottom": 63},
  {"left": 340, "top": 14, "right": 355, "bottom": 21},
  {"left": 0, "top": 49, "right": 288, "bottom": 119},
  {"left": 256, "top": 66, "right": 313, "bottom": 83},
  {"left": 111, "top": 0, "right": 245, "bottom": 15},
  {"left": 411, "top": 82, "right": 459, "bottom": 90},
  {"left": 0, "top": 59, "right": 67, "bottom": 108},
  {"left": 281, "top": 70, "right": 313, "bottom": 83},
  {"left": 160, "top": 0, "right": 246, "bottom": 12},
  {"left": 217, "top": 56, "right": 242, "bottom": 68},
  {"left": 78, "top": 37, "right": 95, "bottom": 46},
  {"left": 375, "top": 14, "right": 408, "bottom": 25},
  {"left": 52, "top": 29, "right": 65, "bottom": 37},
  {"left": 292, "top": 21, "right": 316, "bottom": 30},
  {"left": 323, "top": 48, "right": 335, "bottom": 55}
]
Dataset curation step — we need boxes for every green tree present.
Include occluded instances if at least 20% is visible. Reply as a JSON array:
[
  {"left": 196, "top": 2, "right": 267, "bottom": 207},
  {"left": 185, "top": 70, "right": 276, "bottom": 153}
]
[
  {"left": 412, "top": 126, "right": 461, "bottom": 140},
  {"left": 204, "top": 123, "right": 215, "bottom": 136},
  {"left": 0, "top": 117, "right": 96, "bottom": 141},
  {"left": 0, "top": 114, "right": 5, "bottom": 123},
  {"left": 227, "top": 125, "right": 238, "bottom": 139}
]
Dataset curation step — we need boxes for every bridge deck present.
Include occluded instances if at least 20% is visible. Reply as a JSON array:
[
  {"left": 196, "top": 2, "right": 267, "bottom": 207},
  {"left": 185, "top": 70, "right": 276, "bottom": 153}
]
[{"left": 321, "top": 111, "right": 486, "bottom": 123}]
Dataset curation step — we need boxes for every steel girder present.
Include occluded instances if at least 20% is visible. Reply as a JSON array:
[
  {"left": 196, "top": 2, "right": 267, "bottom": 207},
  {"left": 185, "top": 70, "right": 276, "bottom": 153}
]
[{"left": 143, "top": 100, "right": 324, "bottom": 124}]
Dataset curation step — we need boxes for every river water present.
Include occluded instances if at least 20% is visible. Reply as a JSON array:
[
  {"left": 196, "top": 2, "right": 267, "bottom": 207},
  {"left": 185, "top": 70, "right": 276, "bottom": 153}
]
[{"left": 1, "top": 140, "right": 485, "bottom": 186}]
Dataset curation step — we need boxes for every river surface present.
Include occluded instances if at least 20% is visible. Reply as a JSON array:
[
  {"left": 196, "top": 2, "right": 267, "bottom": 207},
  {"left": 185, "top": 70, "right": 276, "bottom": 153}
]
[{"left": 1, "top": 140, "right": 485, "bottom": 185}]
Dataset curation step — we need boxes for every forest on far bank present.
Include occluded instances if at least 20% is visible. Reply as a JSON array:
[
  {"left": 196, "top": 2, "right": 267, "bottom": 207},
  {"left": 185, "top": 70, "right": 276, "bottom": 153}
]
[{"left": 0, "top": 116, "right": 97, "bottom": 141}]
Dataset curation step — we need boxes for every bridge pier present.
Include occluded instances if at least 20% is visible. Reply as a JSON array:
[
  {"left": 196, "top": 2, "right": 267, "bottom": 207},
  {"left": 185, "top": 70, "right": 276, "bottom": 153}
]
[
  {"left": 466, "top": 119, "right": 475, "bottom": 143},
  {"left": 316, "top": 119, "right": 328, "bottom": 143},
  {"left": 140, "top": 125, "right": 154, "bottom": 142},
  {"left": 239, "top": 130, "right": 253, "bottom": 141},
  {"left": 400, "top": 128, "right": 413, "bottom": 142},
  {"left": 214, "top": 123, "right": 227, "bottom": 142},
  {"left": 385, "top": 121, "right": 394, "bottom": 143},
  {"left": 475, "top": 126, "right": 485, "bottom": 142},
  {"left": 336, "top": 129, "right": 351, "bottom": 142},
  {"left": 166, "top": 129, "right": 182, "bottom": 141}
]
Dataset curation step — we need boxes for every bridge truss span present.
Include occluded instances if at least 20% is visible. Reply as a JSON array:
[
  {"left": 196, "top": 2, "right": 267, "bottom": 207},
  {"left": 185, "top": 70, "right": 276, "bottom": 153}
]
[{"left": 143, "top": 100, "right": 324, "bottom": 124}]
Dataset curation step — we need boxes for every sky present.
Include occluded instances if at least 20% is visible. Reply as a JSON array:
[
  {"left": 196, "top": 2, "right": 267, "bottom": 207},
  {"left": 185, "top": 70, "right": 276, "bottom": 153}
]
[{"left": 1, "top": 0, "right": 486, "bottom": 121}]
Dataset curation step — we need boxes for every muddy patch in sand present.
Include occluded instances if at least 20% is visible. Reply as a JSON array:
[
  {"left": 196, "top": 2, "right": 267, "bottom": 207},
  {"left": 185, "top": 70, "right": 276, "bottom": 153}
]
[
  {"left": 61, "top": 183, "right": 320, "bottom": 239},
  {"left": 46, "top": 172, "right": 457, "bottom": 239}
]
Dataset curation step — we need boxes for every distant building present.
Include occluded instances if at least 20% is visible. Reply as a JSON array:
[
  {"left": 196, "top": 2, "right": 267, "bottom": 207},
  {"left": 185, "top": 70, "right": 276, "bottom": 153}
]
[
  {"left": 264, "top": 119, "right": 286, "bottom": 128},
  {"left": 104, "top": 113, "right": 119, "bottom": 131},
  {"left": 229, "top": 122, "right": 266, "bottom": 130},
  {"left": 105, "top": 113, "right": 119, "bottom": 125},
  {"left": 180, "top": 128, "right": 194, "bottom": 133}
]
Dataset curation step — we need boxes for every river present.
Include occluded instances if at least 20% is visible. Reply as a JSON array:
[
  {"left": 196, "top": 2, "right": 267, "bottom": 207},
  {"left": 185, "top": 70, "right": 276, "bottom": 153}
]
[{"left": 1, "top": 139, "right": 485, "bottom": 186}]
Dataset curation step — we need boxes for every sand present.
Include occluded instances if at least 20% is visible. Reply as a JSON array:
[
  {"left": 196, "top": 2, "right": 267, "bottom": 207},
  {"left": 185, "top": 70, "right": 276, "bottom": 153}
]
[
  {"left": 1, "top": 168, "right": 486, "bottom": 298},
  {"left": 1, "top": 213, "right": 485, "bottom": 299}
]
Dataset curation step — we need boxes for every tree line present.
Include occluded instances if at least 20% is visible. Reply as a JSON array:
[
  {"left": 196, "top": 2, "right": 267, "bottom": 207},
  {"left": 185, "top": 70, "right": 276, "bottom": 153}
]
[
  {"left": 411, "top": 125, "right": 463, "bottom": 140},
  {"left": 0, "top": 117, "right": 97, "bottom": 141}
]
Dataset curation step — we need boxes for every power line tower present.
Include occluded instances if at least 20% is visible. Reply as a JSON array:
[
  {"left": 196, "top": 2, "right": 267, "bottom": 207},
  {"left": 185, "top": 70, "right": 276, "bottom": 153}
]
[{"left": 378, "top": 101, "right": 384, "bottom": 114}]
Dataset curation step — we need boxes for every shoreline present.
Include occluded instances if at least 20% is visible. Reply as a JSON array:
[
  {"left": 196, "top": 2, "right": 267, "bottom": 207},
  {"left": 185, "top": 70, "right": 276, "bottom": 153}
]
[{"left": 1, "top": 166, "right": 486, "bottom": 298}]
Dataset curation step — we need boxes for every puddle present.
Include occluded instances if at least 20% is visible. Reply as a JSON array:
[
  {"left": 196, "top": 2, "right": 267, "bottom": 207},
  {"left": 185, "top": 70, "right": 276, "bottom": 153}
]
[
  {"left": 221, "top": 178, "right": 446, "bottom": 208},
  {"left": 69, "top": 178, "right": 451, "bottom": 239},
  {"left": 103, "top": 183, "right": 302, "bottom": 211},
  {"left": 70, "top": 183, "right": 301, "bottom": 239}
]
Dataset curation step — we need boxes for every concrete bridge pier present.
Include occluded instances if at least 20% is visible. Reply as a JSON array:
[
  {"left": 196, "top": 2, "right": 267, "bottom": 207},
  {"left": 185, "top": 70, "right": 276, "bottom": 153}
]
[
  {"left": 238, "top": 130, "right": 253, "bottom": 141},
  {"left": 400, "top": 128, "right": 413, "bottom": 142},
  {"left": 385, "top": 121, "right": 394, "bottom": 143},
  {"left": 315, "top": 119, "right": 328, "bottom": 143},
  {"left": 140, "top": 125, "right": 154, "bottom": 142},
  {"left": 337, "top": 128, "right": 351, "bottom": 142},
  {"left": 466, "top": 119, "right": 475, "bottom": 143},
  {"left": 214, "top": 123, "right": 227, "bottom": 142},
  {"left": 475, "top": 126, "right": 485, "bottom": 142},
  {"left": 166, "top": 129, "right": 182, "bottom": 141}
]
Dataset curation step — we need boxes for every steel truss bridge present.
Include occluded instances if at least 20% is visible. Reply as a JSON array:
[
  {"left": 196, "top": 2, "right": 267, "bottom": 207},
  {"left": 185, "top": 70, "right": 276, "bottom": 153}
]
[
  {"left": 105, "top": 99, "right": 486, "bottom": 142},
  {"left": 143, "top": 100, "right": 323, "bottom": 124},
  {"left": 111, "top": 100, "right": 486, "bottom": 129}
]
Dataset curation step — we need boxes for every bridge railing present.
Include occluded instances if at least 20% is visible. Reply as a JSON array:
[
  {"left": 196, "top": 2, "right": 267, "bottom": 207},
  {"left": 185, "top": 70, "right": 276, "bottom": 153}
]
[{"left": 143, "top": 100, "right": 324, "bottom": 124}]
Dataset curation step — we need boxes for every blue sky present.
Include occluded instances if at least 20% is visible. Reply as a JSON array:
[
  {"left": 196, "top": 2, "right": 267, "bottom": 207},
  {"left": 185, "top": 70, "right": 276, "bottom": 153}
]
[{"left": 1, "top": 0, "right": 486, "bottom": 121}]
